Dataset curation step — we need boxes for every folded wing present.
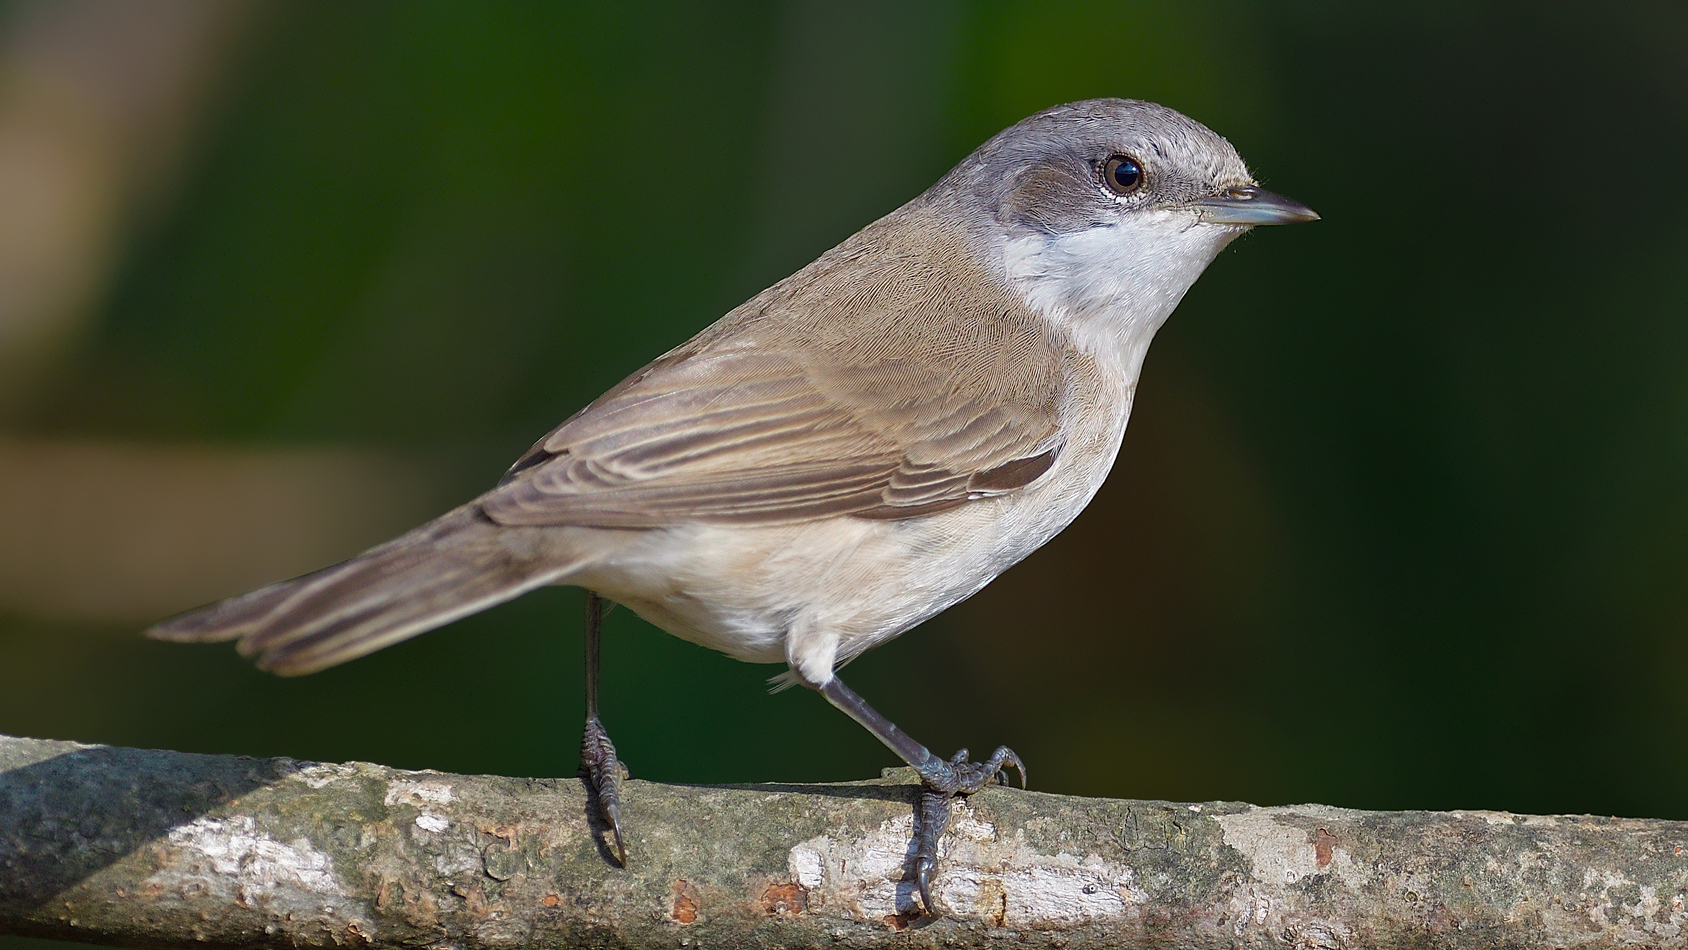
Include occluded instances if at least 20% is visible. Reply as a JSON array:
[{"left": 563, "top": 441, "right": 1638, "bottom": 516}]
[{"left": 483, "top": 341, "right": 1065, "bottom": 528}]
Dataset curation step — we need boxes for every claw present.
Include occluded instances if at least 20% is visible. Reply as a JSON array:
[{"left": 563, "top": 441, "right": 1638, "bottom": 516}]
[
  {"left": 602, "top": 793, "right": 626, "bottom": 868},
  {"left": 581, "top": 714, "right": 627, "bottom": 866},
  {"left": 912, "top": 789, "right": 950, "bottom": 914},
  {"left": 983, "top": 745, "right": 1027, "bottom": 789}
]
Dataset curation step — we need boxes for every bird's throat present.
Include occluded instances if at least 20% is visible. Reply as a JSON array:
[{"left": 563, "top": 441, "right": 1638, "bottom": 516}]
[{"left": 1000, "top": 214, "right": 1237, "bottom": 382}]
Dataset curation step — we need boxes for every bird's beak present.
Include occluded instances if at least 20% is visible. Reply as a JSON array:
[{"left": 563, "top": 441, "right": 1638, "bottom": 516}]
[{"left": 1189, "top": 185, "right": 1319, "bottom": 226}]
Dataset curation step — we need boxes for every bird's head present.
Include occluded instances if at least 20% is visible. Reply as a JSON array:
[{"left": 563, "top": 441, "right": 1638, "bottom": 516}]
[{"left": 937, "top": 98, "right": 1317, "bottom": 352}]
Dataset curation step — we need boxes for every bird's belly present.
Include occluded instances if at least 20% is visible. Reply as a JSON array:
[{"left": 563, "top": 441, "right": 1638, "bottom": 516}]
[
  {"left": 566, "top": 419, "right": 1123, "bottom": 668},
  {"left": 575, "top": 518, "right": 982, "bottom": 665}
]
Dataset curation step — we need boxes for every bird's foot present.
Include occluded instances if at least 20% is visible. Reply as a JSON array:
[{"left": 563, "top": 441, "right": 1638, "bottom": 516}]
[
  {"left": 580, "top": 714, "right": 629, "bottom": 866},
  {"left": 911, "top": 746, "right": 1025, "bottom": 914}
]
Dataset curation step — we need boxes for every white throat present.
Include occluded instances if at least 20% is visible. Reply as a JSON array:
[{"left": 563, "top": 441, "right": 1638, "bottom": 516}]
[{"left": 1001, "top": 211, "right": 1239, "bottom": 380}]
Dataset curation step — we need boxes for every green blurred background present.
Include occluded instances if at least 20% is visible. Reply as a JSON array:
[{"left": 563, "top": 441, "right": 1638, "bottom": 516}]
[{"left": 2, "top": 3, "right": 1687, "bottom": 935}]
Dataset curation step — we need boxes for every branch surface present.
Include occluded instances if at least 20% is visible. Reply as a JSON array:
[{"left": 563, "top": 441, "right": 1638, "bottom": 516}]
[{"left": 3, "top": 733, "right": 1687, "bottom": 949}]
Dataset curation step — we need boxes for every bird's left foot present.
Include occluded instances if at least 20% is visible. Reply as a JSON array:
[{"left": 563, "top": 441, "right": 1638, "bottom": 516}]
[
  {"left": 912, "top": 746, "right": 1025, "bottom": 914},
  {"left": 580, "top": 714, "right": 629, "bottom": 866}
]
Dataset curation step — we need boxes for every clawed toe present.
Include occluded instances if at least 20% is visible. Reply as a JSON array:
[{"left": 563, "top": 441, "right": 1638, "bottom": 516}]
[
  {"left": 927, "top": 744, "right": 1026, "bottom": 795},
  {"left": 581, "top": 714, "right": 627, "bottom": 866},
  {"left": 912, "top": 788, "right": 951, "bottom": 913},
  {"left": 949, "top": 745, "right": 1026, "bottom": 793}
]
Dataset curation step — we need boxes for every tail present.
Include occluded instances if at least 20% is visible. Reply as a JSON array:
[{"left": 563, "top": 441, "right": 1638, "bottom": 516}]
[{"left": 147, "top": 503, "right": 577, "bottom": 675}]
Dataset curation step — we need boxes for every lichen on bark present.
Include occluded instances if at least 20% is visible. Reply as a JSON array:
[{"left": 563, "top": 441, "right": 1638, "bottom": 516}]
[{"left": 3, "top": 733, "right": 1688, "bottom": 949}]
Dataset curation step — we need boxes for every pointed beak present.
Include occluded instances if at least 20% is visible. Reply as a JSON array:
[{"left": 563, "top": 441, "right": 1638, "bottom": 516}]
[{"left": 1190, "top": 184, "right": 1319, "bottom": 226}]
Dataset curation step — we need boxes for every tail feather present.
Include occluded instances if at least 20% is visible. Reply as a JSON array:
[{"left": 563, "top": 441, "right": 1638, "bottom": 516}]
[{"left": 146, "top": 504, "right": 577, "bottom": 675}]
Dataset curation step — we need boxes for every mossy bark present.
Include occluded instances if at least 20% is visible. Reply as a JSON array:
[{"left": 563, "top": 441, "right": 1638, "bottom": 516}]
[{"left": 3, "top": 733, "right": 1686, "bottom": 949}]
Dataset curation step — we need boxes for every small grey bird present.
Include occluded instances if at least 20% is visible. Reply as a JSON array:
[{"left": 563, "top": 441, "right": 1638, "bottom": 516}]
[{"left": 150, "top": 98, "right": 1316, "bottom": 914}]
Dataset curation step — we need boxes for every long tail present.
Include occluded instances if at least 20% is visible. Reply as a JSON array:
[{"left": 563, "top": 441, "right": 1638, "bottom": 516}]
[{"left": 147, "top": 503, "right": 578, "bottom": 675}]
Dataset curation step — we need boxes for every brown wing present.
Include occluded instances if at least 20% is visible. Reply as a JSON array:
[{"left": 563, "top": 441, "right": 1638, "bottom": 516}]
[{"left": 480, "top": 206, "right": 1068, "bottom": 529}]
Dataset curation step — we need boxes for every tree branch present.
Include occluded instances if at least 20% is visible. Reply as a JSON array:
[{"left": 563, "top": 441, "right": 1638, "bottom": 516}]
[{"left": 3, "top": 733, "right": 1686, "bottom": 949}]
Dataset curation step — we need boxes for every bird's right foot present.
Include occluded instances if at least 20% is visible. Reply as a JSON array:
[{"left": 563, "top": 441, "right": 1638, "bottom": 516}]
[
  {"left": 912, "top": 745, "right": 1025, "bottom": 913},
  {"left": 580, "top": 714, "right": 628, "bottom": 866}
]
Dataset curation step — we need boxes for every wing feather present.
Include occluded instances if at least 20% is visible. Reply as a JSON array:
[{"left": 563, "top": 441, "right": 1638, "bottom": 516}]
[{"left": 481, "top": 213, "right": 1072, "bottom": 528}]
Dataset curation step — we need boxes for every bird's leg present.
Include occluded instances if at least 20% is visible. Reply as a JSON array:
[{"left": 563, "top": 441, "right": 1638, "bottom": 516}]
[
  {"left": 579, "top": 591, "right": 628, "bottom": 866},
  {"left": 817, "top": 675, "right": 1025, "bottom": 915}
]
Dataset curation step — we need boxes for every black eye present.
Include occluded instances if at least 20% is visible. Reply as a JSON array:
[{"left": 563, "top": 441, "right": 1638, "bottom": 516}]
[{"left": 1102, "top": 155, "right": 1144, "bottom": 195}]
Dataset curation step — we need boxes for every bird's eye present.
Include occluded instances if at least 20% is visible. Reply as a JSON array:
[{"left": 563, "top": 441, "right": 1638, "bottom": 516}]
[{"left": 1102, "top": 155, "right": 1144, "bottom": 196}]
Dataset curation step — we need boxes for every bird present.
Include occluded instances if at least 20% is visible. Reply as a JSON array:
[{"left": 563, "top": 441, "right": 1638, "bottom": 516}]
[{"left": 149, "top": 98, "right": 1317, "bottom": 915}]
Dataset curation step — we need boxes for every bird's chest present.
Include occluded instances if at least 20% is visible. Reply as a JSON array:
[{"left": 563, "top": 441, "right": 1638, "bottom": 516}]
[{"left": 970, "top": 372, "right": 1136, "bottom": 569}]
